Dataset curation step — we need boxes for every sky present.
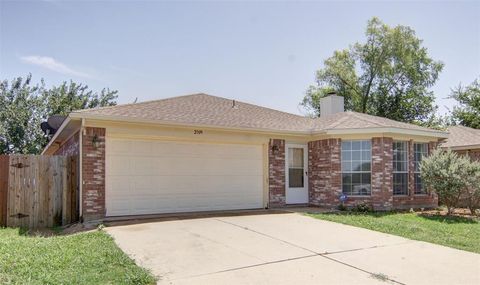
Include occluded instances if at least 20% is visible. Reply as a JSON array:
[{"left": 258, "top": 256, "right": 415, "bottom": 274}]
[{"left": 1, "top": 0, "right": 479, "bottom": 116}]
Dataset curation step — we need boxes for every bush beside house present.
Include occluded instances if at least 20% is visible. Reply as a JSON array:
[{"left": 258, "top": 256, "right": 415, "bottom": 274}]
[{"left": 421, "top": 149, "right": 480, "bottom": 215}]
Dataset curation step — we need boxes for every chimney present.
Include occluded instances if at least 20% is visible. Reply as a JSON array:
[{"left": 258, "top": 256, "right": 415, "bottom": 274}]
[{"left": 320, "top": 92, "right": 344, "bottom": 116}]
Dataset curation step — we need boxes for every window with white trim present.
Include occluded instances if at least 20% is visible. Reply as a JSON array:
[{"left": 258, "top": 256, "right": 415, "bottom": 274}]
[
  {"left": 393, "top": 141, "right": 408, "bottom": 195},
  {"left": 414, "top": 143, "right": 428, "bottom": 194},
  {"left": 341, "top": 140, "right": 371, "bottom": 196}
]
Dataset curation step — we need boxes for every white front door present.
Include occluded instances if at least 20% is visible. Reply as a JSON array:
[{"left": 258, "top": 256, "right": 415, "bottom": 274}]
[{"left": 285, "top": 144, "right": 308, "bottom": 204}]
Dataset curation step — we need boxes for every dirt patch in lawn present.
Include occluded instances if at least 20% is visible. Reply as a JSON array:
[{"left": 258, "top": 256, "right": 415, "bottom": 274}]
[{"left": 418, "top": 208, "right": 479, "bottom": 221}]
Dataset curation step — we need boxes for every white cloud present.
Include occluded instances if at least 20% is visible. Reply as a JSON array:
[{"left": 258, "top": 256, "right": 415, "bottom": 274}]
[{"left": 20, "top": 55, "right": 91, "bottom": 78}]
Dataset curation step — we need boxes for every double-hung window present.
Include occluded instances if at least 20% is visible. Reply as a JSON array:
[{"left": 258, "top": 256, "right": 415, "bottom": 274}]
[
  {"left": 393, "top": 141, "right": 408, "bottom": 195},
  {"left": 414, "top": 143, "right": 428, "bottom": 194},
  {"left": 341, "top": 140, "right": 371, "bottom": 196}
]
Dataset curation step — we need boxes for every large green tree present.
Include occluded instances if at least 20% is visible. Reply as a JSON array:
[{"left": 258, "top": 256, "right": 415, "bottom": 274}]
[
  {"left": 0, "top": 76, "right": 46, "bottom": 154},
  {"left": 302, "top": 17, "right": 444, "bottom": 124},
  {"left": 0, "top": 74, "right": 117, "bottom": 154},
  {"left": 450, "top": 77, "right": 480, "bottom": 129}
]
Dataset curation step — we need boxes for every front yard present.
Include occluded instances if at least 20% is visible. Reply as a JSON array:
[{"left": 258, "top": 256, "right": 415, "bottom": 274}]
[
  {"left": 0, "top": 227, "right": 156, "bottom": 285},
  {"left": 308, "top": 211, "right": 480, "bottom": 253}
]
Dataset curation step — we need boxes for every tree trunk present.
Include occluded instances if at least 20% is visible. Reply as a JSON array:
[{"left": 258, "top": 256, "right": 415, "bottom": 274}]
[{"left": 447, "top": 206, "right": 454, "bottom": 215}]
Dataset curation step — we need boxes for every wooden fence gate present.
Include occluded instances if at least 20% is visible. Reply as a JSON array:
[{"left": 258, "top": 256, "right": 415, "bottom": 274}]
[{"left": 0, "top": 155, "right": 78, "bottom": 229}]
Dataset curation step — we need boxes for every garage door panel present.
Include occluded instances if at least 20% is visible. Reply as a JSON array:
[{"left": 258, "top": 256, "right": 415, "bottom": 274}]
[
  {"left": 147, "top": 141, "right": 262, "bottom": 160},
  {"left": 152, "top": 157, "right": 262, "bottom": 176},
  {"left": 106, "top": 138, "right": 264, "bottom": 216},
  {"left": 107, "top": 156, "right": 132, "bottom": 175},
  {"left": 109, "top": 139, "right": 132, "bottom": 154}
]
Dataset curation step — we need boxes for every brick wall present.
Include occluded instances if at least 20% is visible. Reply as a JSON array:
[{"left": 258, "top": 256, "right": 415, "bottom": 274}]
[
  {"left": 53, "top": 132, "right": 80, "bottom": 156},
  {"left": 82, "top": 127, "right": 106, "bottom": 221},
  {"left": 370, "top": 137, "right": 393, "bottom": 210},
  {"left": 454, "top": 149, "right": 480, "bottom": 162},
  {"left": 308, "top": 139, "right": 341, "bottom": 207},
  {"left": 268, "top": 139, "right": 286, "bottom": 206},
  {"left": 305, "top": 137, "right": 437, "bottom": 210}
]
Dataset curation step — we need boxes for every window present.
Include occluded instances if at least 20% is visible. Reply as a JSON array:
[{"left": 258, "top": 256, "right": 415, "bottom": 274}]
[
  {"left": 288, "top": 147, "right": 304, "bottom": 188},
  {"left": 393, "top": 141, "right": 408, "bottom": 195},
  {"left": 414, "top": 143, "right": 428, "bottom": 194},
  {"left": 341, "top": 140, "right": 371, "bottom": 196}
]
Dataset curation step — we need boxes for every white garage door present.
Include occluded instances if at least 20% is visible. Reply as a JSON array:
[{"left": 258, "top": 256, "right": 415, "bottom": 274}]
[{"left": 106, "top": 138, "right": 264, "bottom": 216}]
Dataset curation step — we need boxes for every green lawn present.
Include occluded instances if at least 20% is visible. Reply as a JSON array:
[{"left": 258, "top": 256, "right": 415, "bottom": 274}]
[
  {"left": 0, "top": 228, "right": 156, "bottom": 285},
  {"left": 307, "top": 212, "right": 480, "bottom": 253}
]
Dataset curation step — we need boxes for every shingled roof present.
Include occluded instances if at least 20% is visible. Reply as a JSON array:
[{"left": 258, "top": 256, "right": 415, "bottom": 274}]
[
  {"left": 442, "top": 125, "right": 480, "bottom": 149},
  {"left": 71, "top": 93, "right": 447, "bottom": 136}
]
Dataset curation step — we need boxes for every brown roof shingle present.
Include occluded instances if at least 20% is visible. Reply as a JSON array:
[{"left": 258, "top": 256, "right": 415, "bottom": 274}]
[
  {"left": 442, "top": 125, "right": 480, "bottom": 148},
  {"left": 72, "top": 93, "right": 445, "bottom": 135}
]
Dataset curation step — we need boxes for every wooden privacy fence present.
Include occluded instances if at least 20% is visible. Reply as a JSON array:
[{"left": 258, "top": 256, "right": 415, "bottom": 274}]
[{"left": 0, "top": 155, "right": 78, "bottom": 229}]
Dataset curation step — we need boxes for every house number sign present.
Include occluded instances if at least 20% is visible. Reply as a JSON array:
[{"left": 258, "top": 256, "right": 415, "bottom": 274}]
[{"left": 193, "top": 130, "right": 203, "bottom": 134}]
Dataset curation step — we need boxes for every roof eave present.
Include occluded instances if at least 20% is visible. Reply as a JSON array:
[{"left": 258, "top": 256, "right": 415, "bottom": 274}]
[
  {"left": 321, "top": 127, "right": 449, "bottom": 138},
  {"left": 69, "top": 113, "right": 448, "bottom": 139},
  {"left": 441, "top": 144, "right": 480, "bottom": 151},
  {"left": 41, "top": 117, "right": 72, "bottom": 155}
]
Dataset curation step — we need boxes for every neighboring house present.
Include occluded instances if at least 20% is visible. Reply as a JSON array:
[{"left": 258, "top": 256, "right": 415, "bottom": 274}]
[
  {"left": 441, "top": 125, "right": 480, "bottom": 161},
  {"left": 43, "top": 93, "right": 448, "bottom": 221}
]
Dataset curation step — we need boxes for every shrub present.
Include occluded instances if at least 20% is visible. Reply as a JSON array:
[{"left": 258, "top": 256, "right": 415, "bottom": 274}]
[
  {"left": 337, "top": 204, "right": 347, "bottom": 211},
  {"left": 351, "top": 202, "right": 373, "bottom": 213},
  {"left": 421, "top": 149, "right": 478, "bottom": 215},
  {"left": 464, "top": 160, "right": 480, "bottom": 215}
]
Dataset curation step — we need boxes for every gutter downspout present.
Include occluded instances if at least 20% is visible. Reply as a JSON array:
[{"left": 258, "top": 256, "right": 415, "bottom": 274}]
[{"left": 79, "top": 118, "right": 85, "bottom": 220}]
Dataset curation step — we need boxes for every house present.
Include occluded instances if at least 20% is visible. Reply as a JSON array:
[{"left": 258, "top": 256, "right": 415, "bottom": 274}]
[
  {"left": 441, "top": 125, "right": 480, "bottom": 161},
  {"left": 42, "top": 93, "right": 448, "bottom": 221}
]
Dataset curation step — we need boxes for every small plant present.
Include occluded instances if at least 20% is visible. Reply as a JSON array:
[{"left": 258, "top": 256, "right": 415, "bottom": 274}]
[
  {"left": 352, "top": 202, "right": 372, "bottom": 213},
  {"left": 97, "top": 224, "right": 105, "bottom": 231},
  {"left": 370, "top": 273, "right": 389, "bottom": 282},
  {"left": 337, "top": 204, "right": 347, "bottom": 211}
]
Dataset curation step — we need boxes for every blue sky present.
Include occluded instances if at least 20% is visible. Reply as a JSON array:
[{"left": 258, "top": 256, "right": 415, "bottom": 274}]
[{"left": 1, "top": 0, "right": 479, "bottom": 116}]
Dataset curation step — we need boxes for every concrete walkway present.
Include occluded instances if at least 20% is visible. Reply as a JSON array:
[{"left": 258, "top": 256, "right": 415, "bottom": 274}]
[{"left": 106, "top": 213, "right": 480, "bottom": 285}]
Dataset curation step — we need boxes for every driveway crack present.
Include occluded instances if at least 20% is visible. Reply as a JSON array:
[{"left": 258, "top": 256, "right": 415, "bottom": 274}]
[
  {"left": 174, "top": 253, "right": 318, "bottom": 280},
  {"left": 215, "top": 218, "right": 407, "bottom": 285}
]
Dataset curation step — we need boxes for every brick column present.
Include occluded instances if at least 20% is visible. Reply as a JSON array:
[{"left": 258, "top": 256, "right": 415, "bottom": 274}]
[
  {"left": 371, "top": 137, "right": 393, "bottom": 210},
  {"left": 308, "top": 138, "right": 341, "bottom": 207},
  {"left": 82, "top": 127, "right": 106, "bottom": 221},
  {"left": 268, "top": 139, "right": 286, "bottom": 207},
  {"left": 428, "top": 141, "right": 438, "bottom": 154}
]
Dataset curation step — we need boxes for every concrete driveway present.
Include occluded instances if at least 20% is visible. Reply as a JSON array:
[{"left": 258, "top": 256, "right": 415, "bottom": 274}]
[{"left": 106, "top": 213, "right": 480, "bottom": 285}]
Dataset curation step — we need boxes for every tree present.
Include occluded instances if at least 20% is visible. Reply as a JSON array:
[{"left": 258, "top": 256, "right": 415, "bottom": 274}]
[
  {"left": 0, "top": 74, "right": 118, "bottom": 154},
  {"left": 43, "top": 81, "right": 117, "bottom": 116},
  {"left": 301, "top": 17, "right": 444, "bottom": 125},
  {"left": 449, "top": 78, "right": 480, "bottom": 129},
  {"left": 420, "top": 149, "right": 475, "bottom": 215},
  {"left": 0, "top": 75, "right": 47, "bottom": 154}
]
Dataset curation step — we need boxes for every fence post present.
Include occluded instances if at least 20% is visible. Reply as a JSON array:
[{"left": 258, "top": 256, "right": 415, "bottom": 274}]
[{"left": 0, "top": 155, "right": 9, "bottom": 226}]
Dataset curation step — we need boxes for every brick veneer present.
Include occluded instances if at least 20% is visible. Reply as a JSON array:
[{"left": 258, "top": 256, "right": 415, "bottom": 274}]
[
  {"left": 370, "top": 137, "right": 393, "bottom": 210},
  {"left": 82, "top": 127, "right": 106, "bottom": 221},
  {"left": 454, "top": 149, "right": 480, "bottom": 162},
  {"left": 300, "top": 137, "right": 438, "bottom": 210},
  {"left": 268, "top": 139, "right": 286, "bottom": 206},
  {"left": 308, "top": 139, "right": 342, "bottom": 207},
  {"left": 53, "top": 132, "right": 80, "bottom": 156},
  {"left": 330, "top": 137, "right": 394, "bottom": 210}
]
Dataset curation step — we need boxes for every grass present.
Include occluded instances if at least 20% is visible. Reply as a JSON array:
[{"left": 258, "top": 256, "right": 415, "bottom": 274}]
[
  {"left": 0, "top": 227, "right": 156, "bottom": 285},
  {"left": 307, "top": 211, "right": 480, "bottom": 253}
]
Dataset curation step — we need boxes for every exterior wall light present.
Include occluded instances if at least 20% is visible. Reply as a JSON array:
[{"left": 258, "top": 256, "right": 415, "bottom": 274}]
[{"left": 92, "top": 134, "right": 100, "bottom": 148}]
